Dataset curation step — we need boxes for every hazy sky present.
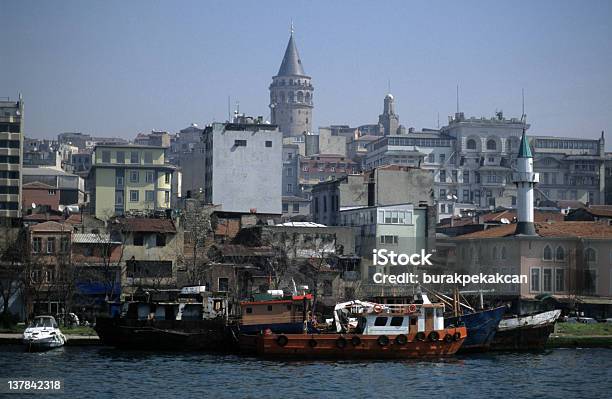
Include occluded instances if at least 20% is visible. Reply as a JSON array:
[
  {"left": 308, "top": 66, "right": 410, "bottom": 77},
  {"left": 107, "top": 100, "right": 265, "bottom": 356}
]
[{"left": 2, "top": 1, "right": 611, "bottom": 149}]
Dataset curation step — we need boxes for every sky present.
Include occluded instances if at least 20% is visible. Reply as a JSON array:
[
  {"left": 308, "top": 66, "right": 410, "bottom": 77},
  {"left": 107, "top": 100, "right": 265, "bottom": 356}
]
[{"left": 2, "top": 0, "right": 611, "bottom": 149}]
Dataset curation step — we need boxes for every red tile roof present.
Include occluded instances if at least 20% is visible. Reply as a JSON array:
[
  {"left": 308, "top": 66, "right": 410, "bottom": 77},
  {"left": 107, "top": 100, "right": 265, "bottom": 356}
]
[
  {"left": 439, "top": 209, "right": 563, "bottom": 228},
  {"left": 118, "top": 218, "right": 176, "bottom": 233},
  {"left": 457, "top": 221, "right": 612, "bottom": 239}
]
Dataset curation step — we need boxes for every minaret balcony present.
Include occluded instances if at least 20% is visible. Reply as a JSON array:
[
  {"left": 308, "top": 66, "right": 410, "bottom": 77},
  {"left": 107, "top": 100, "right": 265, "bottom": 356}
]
[{"left": 512, "top": 172, "right": 539, "bottom": 183}]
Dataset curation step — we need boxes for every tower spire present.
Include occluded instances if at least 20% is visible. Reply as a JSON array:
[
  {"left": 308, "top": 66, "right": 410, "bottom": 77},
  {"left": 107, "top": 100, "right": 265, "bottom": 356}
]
[{"left": 290, "top": 20, "right": 294, "bottom": 36}]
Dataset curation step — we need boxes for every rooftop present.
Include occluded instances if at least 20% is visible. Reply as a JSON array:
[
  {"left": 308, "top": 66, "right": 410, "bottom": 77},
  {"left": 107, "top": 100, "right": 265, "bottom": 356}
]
[
  {"left": 116, "top": 217, "right": 176, "bottom": 233},
  {"left": 457, "top": 221, "right": 612, "bottom": 239}
]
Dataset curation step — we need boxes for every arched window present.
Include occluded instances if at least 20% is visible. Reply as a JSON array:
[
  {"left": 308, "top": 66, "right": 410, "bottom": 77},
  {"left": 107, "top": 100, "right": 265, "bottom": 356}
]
[
  {"left": 305, "top": 92, "right": 311, "bottom": 104},
  {"left": 501, "top": 246, "right": 507, "bottom": 260},
  {"left": 467, "top": 139, "right": 477, "bottom": 150},
  {"left": 543, "top": 245, "right": 552, "bottom": 260},
  {"left": 486, "top": 139, "right": 497, "bottom": 151},
  {"left": 297, "top": 91, "right": 304, "bottom": 103},
  {"left": 556, "top": 246, "right": 565, "bottom": 261},
  {"left": 585, "top": 248, "right": 597, "bottom": 262}
]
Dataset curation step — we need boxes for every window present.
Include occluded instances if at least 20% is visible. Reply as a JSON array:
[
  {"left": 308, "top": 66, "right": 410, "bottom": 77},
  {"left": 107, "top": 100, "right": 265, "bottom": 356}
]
[
  {"left": 164, "top": 191, "right": 170, "bottom": 204},
  {"left": 32, "top": 237, "right": 42, "bottom": 253},
  {"left": 585, "top": 248, "right": 596, "bottom": 263},
  {"left": 543, "top": 245, "right": 552, "bottom": 260},
  {"left": 292, "top": 203, "right": 300, "bottom": 213},
  {"left": 47, "top": 237, "right": 56, "bottom": 254},
  {"left": 282, "top": 203, "right": 289, "bottom": 213},
  {"left": 60, "top": 237, "right": 70, "bottom": 253},
  {"left": 145, "top": 190, "right": 155, "bottom": 202},
  {"left": 380, "top": 235, "right": 398, "bottom": 245},
  {"left": 374, "top": 317, "right": 388, "bottom": 326},
  {"left": 116, "top": 176, "right": 124, "bottom": 187},
  {"left": 145, "top": 171, "right": 154, "bottom": 183},
  {"left": 530, "top": 268, "right": 540, "bottom": 292},
  {"left": 130, "top": 190, "right": 139, "bottom": 202},
  {"left": 287, "top": 183, "right": 293, "bottom": 193},
  {"left": 584, "top": 269, "right": 597, "bottom": 294},
  {"left": 486, "top": 139, "right": 497, "bottom": 151},
  {"left": 390, "top": 317, "right": 404, "bottom": 327},
  {"left": 102, "top": 151, "right": 110, "bottom": 163},
  {"left": 439, "top": 171, "right": 446, "bottom": 182},
  {"left": 234, "top": 140, "right": 247, "bottom": 147},
  {"left": 555, "top": 246, "right": 565, "bottom": 261},
  {"left": 116, "top": 151, "right": 125, "bottom": 164},
  {"left": 133, "top": 233, "right": 144, "bottom": 246},
  {"left": 439, "top": 154, "right": 446, "bottom": 163},
  {"left": 555, "top": 269, "right": 565, "bottom": 292},
  {"left": 286, "top": 168, "right": 293, "bottom": 177},
  {"left": 543, "top": 268, "right": 552, "bottom": 292},
  {"left": 165, "top": 173, "right": 170, "bottom": 185},
  {"left": 427, "top": 153, "right": 434, "bottom": 163},
  {"left": 246, "top": 307, "right": 253, "bottom": 314},
  {"left": 218, "top": 278, "right": 229, "bottom": 292},
  {"left": 463, "top": 171, "right": 470, "bottom": 184},
  {"left": 115, "top": 191, "right": 124, "bottom": 205},
  {"left": 265, "top": 141, "right": 272, "bottom": 148},
  {"left": 130, "top": 171, "right": 139, "bottom": 183},
  {"left": 144, "top": 152, "right": 152, "bottom": 164},
  {"left": 323, "top": 280, "right": 332, "bottom": 296},
  {"left": 156, "top": 234, "right": 166, "bottom": 247},
  {"left": 467, "top": 139, "right": 477, "bottom": 150},
  {"left": 131, "top": 151, "right": 139, "bottom": 164}
]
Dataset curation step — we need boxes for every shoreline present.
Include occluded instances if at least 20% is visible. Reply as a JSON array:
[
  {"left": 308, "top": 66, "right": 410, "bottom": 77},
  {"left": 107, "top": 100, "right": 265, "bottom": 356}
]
[{"left": 1, "top": 333, "right": 611, "bottom": 349}]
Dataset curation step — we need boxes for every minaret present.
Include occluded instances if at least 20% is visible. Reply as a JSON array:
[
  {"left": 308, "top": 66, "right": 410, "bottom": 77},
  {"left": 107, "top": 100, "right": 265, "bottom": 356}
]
[
  {"left": 269, "top": 25, "right": 314, "bottom": 138},
  {"left": 513, "top": 129, "right": 539, "bottom": 235}
]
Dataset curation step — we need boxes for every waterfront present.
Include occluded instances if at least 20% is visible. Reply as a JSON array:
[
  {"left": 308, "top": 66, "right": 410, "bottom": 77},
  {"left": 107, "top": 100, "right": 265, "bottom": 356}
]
[{"left": 0, "top": 346, "right": 611, "bottom": 398}]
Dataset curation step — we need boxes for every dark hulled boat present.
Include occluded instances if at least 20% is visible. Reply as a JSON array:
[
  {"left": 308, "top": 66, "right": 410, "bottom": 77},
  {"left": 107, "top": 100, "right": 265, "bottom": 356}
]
[
  {"left": 95, "top": 286, "right": 238, "bottom": 351},
  {"left": 490, "top": 309, "right": 561, "bottom": 351},
  {"left": 445, "top": 306, "right": 506, "bottom": 352}
]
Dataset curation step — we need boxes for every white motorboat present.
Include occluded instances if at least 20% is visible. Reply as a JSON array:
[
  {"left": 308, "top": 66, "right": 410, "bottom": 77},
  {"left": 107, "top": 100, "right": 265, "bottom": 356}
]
[{"left": 23, "top": 316, "right": 67, "bottom": 351}]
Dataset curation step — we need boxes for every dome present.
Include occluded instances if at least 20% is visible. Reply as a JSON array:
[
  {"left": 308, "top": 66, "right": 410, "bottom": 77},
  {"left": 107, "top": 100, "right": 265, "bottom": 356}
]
[{"left": 385, "top": 93, "right": 394, "bottom": 100}]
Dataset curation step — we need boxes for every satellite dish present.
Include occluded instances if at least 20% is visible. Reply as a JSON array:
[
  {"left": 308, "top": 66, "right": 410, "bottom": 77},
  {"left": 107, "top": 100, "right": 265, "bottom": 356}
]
[
  {"left": 31, "top": 203, "right": 36, "bottom": 209},
  {"left": 446, "top": 194, "right": 453, "bottom": 200},
  {"left": 452, "top": 195, "right": 458, "bottom": 200}
]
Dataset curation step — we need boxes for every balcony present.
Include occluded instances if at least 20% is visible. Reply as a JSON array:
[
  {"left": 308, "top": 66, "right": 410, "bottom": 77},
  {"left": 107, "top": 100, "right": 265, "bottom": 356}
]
[{"left": 512, "top": 172, "right": 539, "bottom": 183}]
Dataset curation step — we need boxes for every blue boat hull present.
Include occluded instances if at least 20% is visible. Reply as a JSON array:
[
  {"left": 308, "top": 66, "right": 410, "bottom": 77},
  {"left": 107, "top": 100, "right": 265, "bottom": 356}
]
[{"left": 445, "top": 306, "right": 506, "bottom": 352}]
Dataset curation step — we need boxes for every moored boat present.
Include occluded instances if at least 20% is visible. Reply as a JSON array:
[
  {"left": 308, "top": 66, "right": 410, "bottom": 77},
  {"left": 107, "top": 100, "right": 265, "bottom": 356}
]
[
  {"left": 445, "top": 306, "right": 506, "bottom": 352},
  {"left": 94, "top": 286, "right": 238, "bottom": 351},
  {"left": 239, "top": 292, "right": 317, "bottom": 334},
  {"left": 490, "top": 309, "right": 561, "bottom": 351},
  {"left": 240, "top": 295, "right": 467, "bottom": 359},
  {"left": 23, "top": 316, "right": 67, "bottom": 352}
]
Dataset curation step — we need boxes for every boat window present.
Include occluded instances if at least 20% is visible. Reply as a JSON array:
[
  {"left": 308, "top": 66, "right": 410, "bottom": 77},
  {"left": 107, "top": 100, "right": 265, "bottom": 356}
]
[
  {"left": 267, "top": 305, "right": 273, "bottom": 311},
  {"left": 374, "top": 317, "right": 388, "bottom": 326},
  {"left": 390, "top": 317, "right": 404, "bottom": 327},
  {"left": 246, "top": 307, "right": 253, "bottom": 314}
]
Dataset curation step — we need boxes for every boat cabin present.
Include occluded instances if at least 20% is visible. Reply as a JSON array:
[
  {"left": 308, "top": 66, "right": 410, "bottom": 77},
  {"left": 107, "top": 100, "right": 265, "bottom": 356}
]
[
  {"left": 29, "top": 316, "right": 59, "bottom": 329},
  {"left": 358, "top": 304, "right": 445, "bottom": 335},
  {"left": 240, "top": 294, "right": 313, "bottom": 334}
]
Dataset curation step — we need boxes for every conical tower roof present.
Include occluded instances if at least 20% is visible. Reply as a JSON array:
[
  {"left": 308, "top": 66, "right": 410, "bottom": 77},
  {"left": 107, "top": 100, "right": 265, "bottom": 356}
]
[
  {"left": 518, "top": 129, "right": 532, "bottom": 158},
  {"left": 277, "top": 33, "right": 305, "bottom": 76}
]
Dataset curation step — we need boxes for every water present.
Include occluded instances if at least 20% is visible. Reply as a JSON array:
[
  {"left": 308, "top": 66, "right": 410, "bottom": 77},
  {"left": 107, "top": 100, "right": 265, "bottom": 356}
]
[{"left": 1, "top": 346, "right": 611, "bottom": 398}]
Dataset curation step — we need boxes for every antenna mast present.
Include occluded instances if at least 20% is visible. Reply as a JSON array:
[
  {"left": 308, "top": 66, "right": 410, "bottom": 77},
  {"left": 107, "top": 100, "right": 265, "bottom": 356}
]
[{"left": 456, "top": 84, "right": 460, "bottom": 113}]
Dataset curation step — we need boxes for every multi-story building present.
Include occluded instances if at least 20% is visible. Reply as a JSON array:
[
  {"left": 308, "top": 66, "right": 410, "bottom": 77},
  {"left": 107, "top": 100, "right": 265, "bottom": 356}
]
[
  {"left": 134, "top": 130, "right": 171, "bottom": 148},
  {"left": 88, "top": 144, "right": 175, "bottom": 220},
  {"left": 0, "top": 97, "right": 24, "bottom": 226},
  {"left": 269, "top": 30, "right": 314, "bottom": 137},
  {"left": 362, "top": 106, "right": 606, "bottom": 221},
  {"left": 23, "top": 167, "right": 85, "bottom": 208},
  {"left": 202, "top": 118, "right": 282, "bottom": 215},
  {"left": 281, "top": 143, "right": 310, "bottom": 220},
  {"left": 299, "top": 154, "right": 359, "bottom": 196}
]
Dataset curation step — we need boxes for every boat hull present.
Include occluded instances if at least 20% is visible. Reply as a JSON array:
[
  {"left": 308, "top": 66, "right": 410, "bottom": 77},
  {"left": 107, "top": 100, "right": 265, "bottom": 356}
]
[
  {"left": 23, "top": 336, "right": 66, "bottom": 352},
  {"left": 94, "top": 317, "right": 237, "bottom": 351},
  {"left": 240, "top": 327, "right": 467, "bottom": 359},
  {"left": 445, "top": 306, "right": 506, "bottom": 352},
  {"left": 491, "top": 310, "right": 561, "bottom": 351}
]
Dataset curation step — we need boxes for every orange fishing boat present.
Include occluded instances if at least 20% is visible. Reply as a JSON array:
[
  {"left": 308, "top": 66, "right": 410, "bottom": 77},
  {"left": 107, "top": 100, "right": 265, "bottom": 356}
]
[{"left": 240, "top": 294, "right": 467, "bottom": 359}]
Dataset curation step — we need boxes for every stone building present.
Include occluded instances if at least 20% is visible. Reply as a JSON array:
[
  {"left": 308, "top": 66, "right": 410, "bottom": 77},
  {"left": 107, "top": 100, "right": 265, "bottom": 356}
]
[{"left": 269, "top": 30, "right": 313, "bottom": 138}]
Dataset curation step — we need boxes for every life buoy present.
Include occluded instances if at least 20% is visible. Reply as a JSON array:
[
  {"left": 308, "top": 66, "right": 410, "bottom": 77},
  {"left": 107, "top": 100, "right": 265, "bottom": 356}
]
[
  {"left": 276, "top": 335, "right": 288, "bottom": 347},
  {"left": 336, "top": 337, "right": 348, "bottom": 349},
  {"left": 373, "top": 304, "right": 383, "bottom": 313},
  {"left": 394, "top": 334, "right": 408, "bottom": 345},
  {"left": 453, "top": 332, "right": 462, "bottom": 341},
  {"left": 308, "top": 338, "right": 318, "bottom": 348},
  {"left": 408, "top": 304, "right": 417, "bottom": 313},
  {"left": 428, "top": 331, "right": 440, "bottom": 342},
  {"left": 350, "top": 336, "right": 361, "bottom": 346},
  {"left": 377, "top": 335, "right": 390, "bottom": 346},
  {"left": 444, "top": 334, "right": 453, "bottom": 343},
  {"left": 415, "top": 332, "right": 426, "bottom": 341}
]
